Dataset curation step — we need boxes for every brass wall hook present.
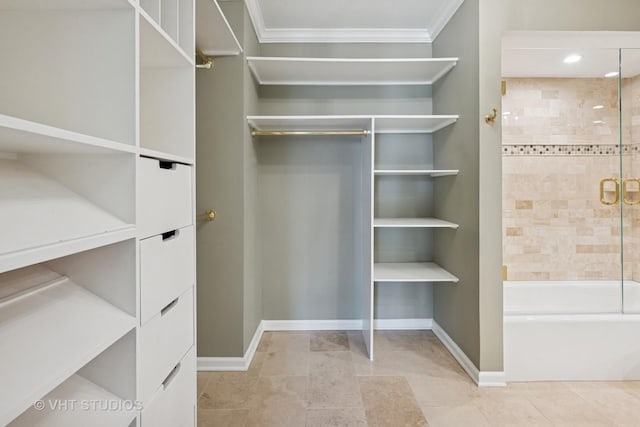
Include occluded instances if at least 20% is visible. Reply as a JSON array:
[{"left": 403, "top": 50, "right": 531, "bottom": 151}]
[{"left": 485, "top": 108, "right": 498, "bottom": 125}]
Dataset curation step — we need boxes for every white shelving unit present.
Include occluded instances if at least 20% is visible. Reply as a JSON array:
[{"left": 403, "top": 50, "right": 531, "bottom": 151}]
[
  {"left": 0, "top": 0, "right": 199, "bottom": 424},
  {"left": 0, "top": 266, "right": 135, "bottom": 425},
  {"left": 196, "top": 0, "right": 242, "bottom": 56},
  {"left": 246, "top": 50, "right": 460, "bottom": 361},
  {"left": 9, "top": 375, "right": 137, "bottom": 427},
  {"left": 247, "top": 57, "right": 458, "bottom": 85}
]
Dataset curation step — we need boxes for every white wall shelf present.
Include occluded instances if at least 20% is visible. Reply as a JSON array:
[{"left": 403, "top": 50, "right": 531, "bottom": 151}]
[
  {"left": 374, "top": 169, "right": 459, "bottom": 177},
  {"left": 0, "top": 114, "right": 136, "bottom": 155},
  {"left": 374, "top": 115, "right": 459, "bottom": 133},
  {"left": 248, "top": 115, "right": 373, "bottom": 133},
  {"left": 247, "top": 57, "right": 458, "bottom": 86},
  {"left": 247, "top": 115, "right": 458, "bottom": 135},
  {"left": 8, "top": 374, "right": 137, "bottom": 427},
  {"left": 374, "top": 262, "right": 459, "bottom": 283},
  {"left": 196, "top": 0, "right": 242, "bottom": 56},
  {"left": 0, "top": 160, "right": 135, "bottom": 274},
  {"left": 140, "top": 10, "right": 193, "bottom": 68},
  {"left": 374, "top": 218, "right": 459, "bottom": 228},
  {"left": 0, "top": 266, "right": 135, "bottom": 426}
]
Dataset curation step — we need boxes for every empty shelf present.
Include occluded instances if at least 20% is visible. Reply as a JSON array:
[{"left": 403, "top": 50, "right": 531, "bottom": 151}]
[
  {"left": 139, "top": 147, "right": 194, "bottom": 165},
  {"left": 196, "top": 0, "right": 242, "bottom": 56},
  {"left": 374, "top": 262, "right": 459, "bottom": 283},
  {"left": 0, "top": 160, "right": 135, "bottom": 273},
  {"left": 248, "top": 115, "right": 372, "bottom": 133},
  {"left": 0, "top": 114, "right": 136, "bottom": 155},
  {"left": 374, "top": 218, "right": 458, "bottom": 228},
  {"left": 374, "top": 115, "right": 458, "bottom": 133},
  {"left": 374, "top": 169, "right": 459, "bottom": 177},
  {"left": 0, "top": 266, "right": 135, "bottom": 425},
  {"left": 247, "top": 57, "right": 457, "bottom": 86},
  {"left": 140, "top": 11, "right": 192, "bottom": 68},
  {"left": 9, "top": 374, "right": 136, "bottom": 427}
]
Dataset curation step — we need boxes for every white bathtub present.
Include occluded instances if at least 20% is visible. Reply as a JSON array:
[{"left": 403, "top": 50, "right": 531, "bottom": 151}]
[{"left": 504, "top": 280, "right": 640, "bottom": 381}]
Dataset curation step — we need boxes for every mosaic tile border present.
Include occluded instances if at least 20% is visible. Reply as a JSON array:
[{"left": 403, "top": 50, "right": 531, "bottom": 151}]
[{"left": 502, "top": 144, "right": 640, "bottom": 156}]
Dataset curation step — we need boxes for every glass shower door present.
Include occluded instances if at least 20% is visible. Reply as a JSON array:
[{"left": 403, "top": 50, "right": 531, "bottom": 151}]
[
  {"left": 502, "top": 46, "right": 625, "bottom": 312},
  {"left": 621, "top": 48, "right": 640, "bottom": 313}
]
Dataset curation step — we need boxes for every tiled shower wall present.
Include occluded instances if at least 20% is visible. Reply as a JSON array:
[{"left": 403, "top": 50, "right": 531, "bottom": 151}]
[{"left": 502, "top": 77, "right": 640, "bottom": 281}]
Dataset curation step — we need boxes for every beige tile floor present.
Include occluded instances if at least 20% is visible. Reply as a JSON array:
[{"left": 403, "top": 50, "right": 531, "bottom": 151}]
[{"left": 197, "top": 330, "right": 640, "bottom": 427}]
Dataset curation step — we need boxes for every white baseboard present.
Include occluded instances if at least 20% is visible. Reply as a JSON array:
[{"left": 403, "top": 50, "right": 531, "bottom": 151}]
[
  {"left": 262, "top": 319, "right": 363, "bottom": 331},
  {"left": 262, "top": 318, "right": 434, "bottom": 331},
  {"left": 432, "top": 321, "right": 505, "bottom": 387},
  {"left": 198, "top": 317, "right": 505, "bottom": 386},
  {"left": 198, "top": 320, "right": 265, "bottom": 371},
  {"left": 374, "top": 318, "right": 433, "bottom": 330}
]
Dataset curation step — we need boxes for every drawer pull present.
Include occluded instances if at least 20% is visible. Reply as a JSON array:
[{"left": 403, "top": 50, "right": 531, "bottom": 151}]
[
  {"left": 158, "top": 160, "right": 177, "bottom": 170},
  {"left": 162, "top": 229, "right": 178, "bottom": 241},
  {"left": 161, "top": 297, "right": 179, "bottom": 316},
  {"left": 162, "top": 362, "right": 181, "bottom": 390}
]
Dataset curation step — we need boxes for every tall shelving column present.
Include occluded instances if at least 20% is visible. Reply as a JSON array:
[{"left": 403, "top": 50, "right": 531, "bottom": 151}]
[
  {"left": 137, "top": 0, "right": 197, "bottom": 425},
  {"left": 0, "top": 1, "right": 139, "bottom": 425},
  {"left": 246, "top": 56, "right": 459, "bottom": 360}
]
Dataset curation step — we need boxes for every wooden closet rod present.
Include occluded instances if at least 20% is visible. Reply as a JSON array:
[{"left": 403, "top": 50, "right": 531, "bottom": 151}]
[{"left": 250, "top": 130, "right": 370, "bottom": 137}]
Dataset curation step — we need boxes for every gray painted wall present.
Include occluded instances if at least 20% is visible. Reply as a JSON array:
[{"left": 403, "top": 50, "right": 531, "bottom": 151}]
[
  {"left": 255, "top": 44, "right": 437, "bottom": 322},
  {"left": 196, "top": 0, "right": 260, "bottom": 357},
  {"left": 432, "top": 0, "right": 481, "bottom": 368}
]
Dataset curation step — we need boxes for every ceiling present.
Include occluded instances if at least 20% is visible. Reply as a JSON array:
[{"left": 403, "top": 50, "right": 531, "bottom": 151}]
[
  {"left": 244, "top": 0, "right": 465, "bottom": 44},
  {"left": 502, "top": 32, "right": 640, "bottom": 78}
]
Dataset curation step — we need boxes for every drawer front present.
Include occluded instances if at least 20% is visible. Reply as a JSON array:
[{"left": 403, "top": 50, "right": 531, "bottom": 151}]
[
  {"left": 142, "top": 346, "right": 196, "bottom": 427},
  {"left": 138, "top": 156, "right": 192, "bottom": 239},
  {"left": 140, "top": 226, "right": 194, "bottom": 324},
  {"left": 140, "top": 288, "right": 194, "bottom": 402}
]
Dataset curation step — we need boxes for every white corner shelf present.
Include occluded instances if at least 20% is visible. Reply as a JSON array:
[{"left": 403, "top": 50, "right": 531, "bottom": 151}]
[
  {"left": 248, "top": 115, "right": 373, "bottom": 133},
  {"left": 374, "top": 115, "right": 459, "bottom": 133},
  {"left": 8, "top": 374, "right": 137, "bottom": 427},
  {"left": 374, "top": 218, "right": 459, "bottom": 229},
  {"left": 0, "top": 266, "right": 136, "bottom": 426},
  {"left": 0, "top": 160, "right": 135, "bottom": 274},
  {"left": 0, "top": 114, "right": 136, "bottom": 155},
  {"left": 140, "top": 10, "right": 193, "bottom": 68},
  {"left": 374, "top": 262, "right": 459, "bottom": 283},
  {"left": 196, "top": 0, "right": 242, "bottom": 56},
  {"left": 374, "top": 169, "right": 459, "bottom": 177},
  {"left": 247, "top": 57, "right": 457, "bottom": 86}
]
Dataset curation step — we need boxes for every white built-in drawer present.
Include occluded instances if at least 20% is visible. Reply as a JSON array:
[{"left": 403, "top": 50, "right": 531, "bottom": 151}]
[
  {"left": 138, "top": 156, "right": 192, "bottom": 239},
  {"left": 140, "top": 226, "right": 194, "bottom": 324},
  {"left": 141, "top": 346, "right": 196, "bottom": 427},
  {"left": 139, "top": 288, "right": 194, "bottom": 402}
]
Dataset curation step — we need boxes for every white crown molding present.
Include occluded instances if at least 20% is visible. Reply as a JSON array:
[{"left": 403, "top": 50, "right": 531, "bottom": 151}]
[
  {"left": 426, "top": 0, "right": 464, "bottom": 42},
  {"left": 244, "top": 0, "right": 465, "bottom": 44},
  {"left": 244, "top": 0, "right": 267, "bottom": 43},
  {"left": 432, "top": 321, "right": 506, "bottom": 387}
]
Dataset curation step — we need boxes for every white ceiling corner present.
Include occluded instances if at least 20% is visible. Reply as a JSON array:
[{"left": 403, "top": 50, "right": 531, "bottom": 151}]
[{"left": 244, "top": 0, "right": 465, "bottom": 44}]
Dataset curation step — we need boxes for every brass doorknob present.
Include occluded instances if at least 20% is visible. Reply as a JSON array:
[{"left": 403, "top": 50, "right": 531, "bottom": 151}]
[{"left": 197, "top": 209, "right": 216, "bottom": 222}]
